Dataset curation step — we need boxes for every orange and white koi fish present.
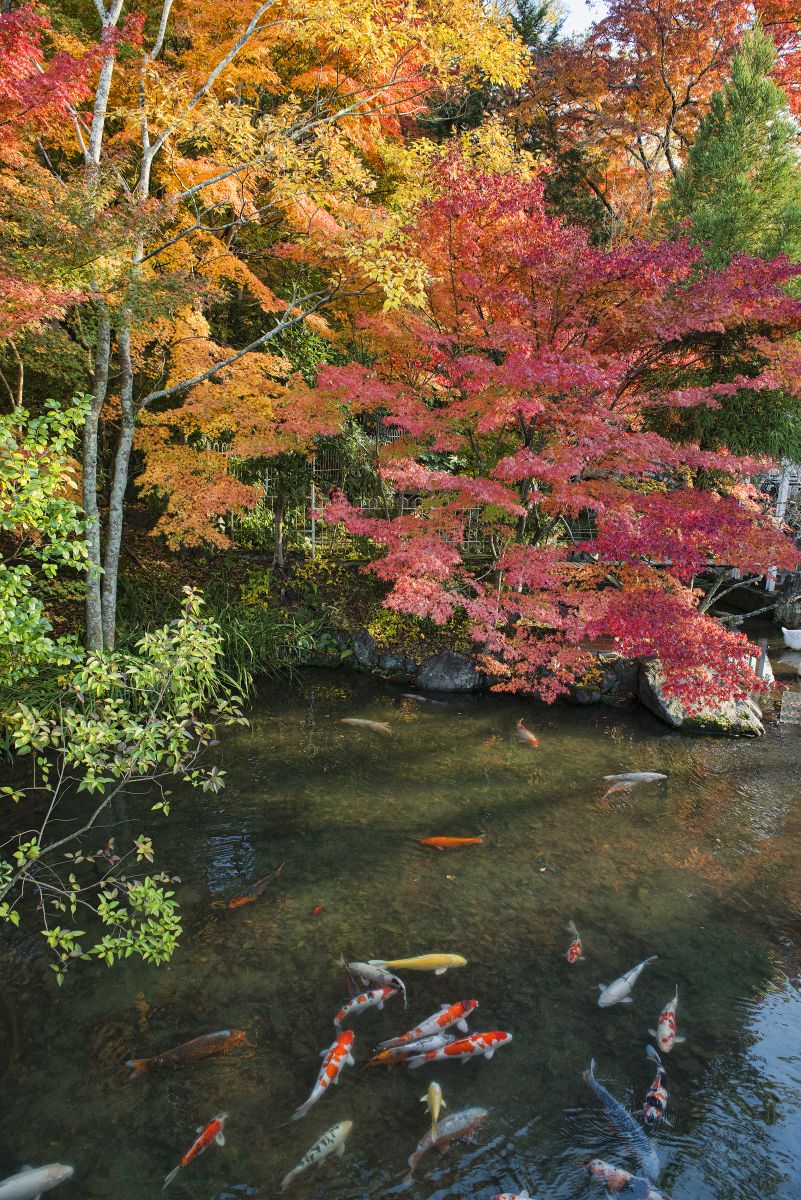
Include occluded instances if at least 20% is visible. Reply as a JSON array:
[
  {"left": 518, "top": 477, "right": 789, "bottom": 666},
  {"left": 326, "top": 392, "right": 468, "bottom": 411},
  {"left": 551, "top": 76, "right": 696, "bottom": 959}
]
[
  {"left": 163, "top": 1113, "right": 227, "bottom": 1188},
  {"left": 334, "top": 987, "right": 397, "bottom": 1029},
  {"left": 649, "top": 986, "right": 686, "bottom": 1052},
  {"left": 515, "top": 719, "right": 539, "bottom": 747},
  {"left": 368, "top": 1033, "right": 456, "bottom": 1068},
  {"left": 586, "top": 1160, "right": 663, "bottom": 1199},
  {"left": 227, "top": 863, "right": 284, "bottom": 909},
  {"left": 126, "top": 1029, "right": 246, "bottom": 1079},
  {"left": 407, "top": 1030, "right": 512, "bottom": 1069},
  {"left": 643, "top": 1045, "right": 669, "bottom": 1125},
  {"left": 378, "top": 999, "right": 479, "bottom": 1051},
  {"left": 417, "top": 836, "right": 483, "bottom": 850},
  {"left": 564, "top": 920, "right": 585, "bottom": 963},
  {"left": 290, "top": 1031, "right": 355, "bottom": 1120}
]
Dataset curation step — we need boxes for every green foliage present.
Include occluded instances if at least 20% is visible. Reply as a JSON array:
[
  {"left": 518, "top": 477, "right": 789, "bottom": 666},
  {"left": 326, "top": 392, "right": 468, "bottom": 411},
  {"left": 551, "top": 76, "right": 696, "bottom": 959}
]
[
  {"left": 0, "top": 398, "right": 87, "bottom": 698},
  {"left": 0, "top": 588, "right": 247, "bottom": 982},
  {"left": 661, "top": 24, "right": 801, "bottom": 267}
]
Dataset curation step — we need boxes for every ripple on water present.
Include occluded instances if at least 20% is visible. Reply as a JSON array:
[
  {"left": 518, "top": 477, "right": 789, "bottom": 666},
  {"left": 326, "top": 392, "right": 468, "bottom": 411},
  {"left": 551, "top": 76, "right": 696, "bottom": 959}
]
[{"left": 1, "top": 670, "right": 801, "bottom": 1199}]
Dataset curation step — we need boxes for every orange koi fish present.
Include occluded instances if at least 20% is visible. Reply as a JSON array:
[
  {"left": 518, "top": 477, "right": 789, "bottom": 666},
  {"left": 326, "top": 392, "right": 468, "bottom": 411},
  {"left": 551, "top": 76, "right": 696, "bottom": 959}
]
[
  {"left": 163, "top": 1112, "right": 227, "bottom": 1188},
  {"left": 515, "top": 719, "right": 539, "bottom": 747},
  {"left": 406, "top": 1030, "right": 512, "bottom": 1069},
  {"left": 227, "top": 862, "right": 285, "bottom": 909},
  {"left": 564, "top": 920, "right": 585, "bottom": 964},
  {"left": 417, "top": 836, "right": 483, "bottom": 850},
  {"left": 378, "top": 999, "right": 479, "bottom": 1051},
  {"left": 290, "top": 1030, "right": 355, "bottom": 1120},
  {"left": 126, "top": 1029, "right": 246, "bottom": 1079}
]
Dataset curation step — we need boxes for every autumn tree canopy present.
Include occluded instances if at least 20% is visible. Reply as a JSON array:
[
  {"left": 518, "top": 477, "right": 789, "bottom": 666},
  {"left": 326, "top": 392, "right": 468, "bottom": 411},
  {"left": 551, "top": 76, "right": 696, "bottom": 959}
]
[{"left": 317, "top": 161, "right": 801, "bottom": 705}]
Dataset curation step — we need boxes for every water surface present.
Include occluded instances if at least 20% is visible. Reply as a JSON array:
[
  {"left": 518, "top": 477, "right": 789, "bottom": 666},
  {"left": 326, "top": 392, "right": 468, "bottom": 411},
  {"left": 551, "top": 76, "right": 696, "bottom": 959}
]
[{"left": 2, "top": 670, "right": 801, "bottom": 1200}]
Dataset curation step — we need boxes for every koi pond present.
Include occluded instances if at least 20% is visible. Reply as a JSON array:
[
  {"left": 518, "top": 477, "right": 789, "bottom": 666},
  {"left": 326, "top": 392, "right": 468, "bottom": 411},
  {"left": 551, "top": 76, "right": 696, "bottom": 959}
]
[{"left": 2, "top": 667, "right": 801, "bottom": 1200}]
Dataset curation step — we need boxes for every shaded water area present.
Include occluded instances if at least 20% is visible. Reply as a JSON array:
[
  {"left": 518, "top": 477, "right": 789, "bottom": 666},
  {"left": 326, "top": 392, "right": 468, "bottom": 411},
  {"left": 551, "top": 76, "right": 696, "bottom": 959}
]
[{"left": 2, "top": 669, "right": 801, "bottom": 1200}]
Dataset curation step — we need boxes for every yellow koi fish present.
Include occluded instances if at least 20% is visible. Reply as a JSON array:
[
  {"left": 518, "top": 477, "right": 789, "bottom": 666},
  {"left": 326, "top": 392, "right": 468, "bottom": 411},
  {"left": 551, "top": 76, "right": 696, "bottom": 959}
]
[
  {"left": 368, "top": 953, "right": 467, "bottom": 975},
  {"left": 420, "top": 1081, "right": 446, "bottom": 1136}
]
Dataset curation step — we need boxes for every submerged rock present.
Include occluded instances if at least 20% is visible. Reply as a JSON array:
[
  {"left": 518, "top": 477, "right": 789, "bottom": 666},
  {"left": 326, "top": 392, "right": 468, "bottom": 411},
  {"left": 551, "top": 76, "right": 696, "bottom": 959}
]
[
  {"left": 638, "top": 660, "right": 764, "bottom": 737},
  {"left": 418, "top": 651, "right": 485, "bottom": 692}
]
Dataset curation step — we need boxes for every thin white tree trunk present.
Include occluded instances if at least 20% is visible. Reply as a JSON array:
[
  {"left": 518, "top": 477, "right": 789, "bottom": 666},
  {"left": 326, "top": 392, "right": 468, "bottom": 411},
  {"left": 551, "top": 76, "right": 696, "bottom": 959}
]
[
  {"left": 101, "top": 318, "right": 135, "bottom": 650},
  {"left": 84, "top": 309, "right": 111, "bottom": 651}
]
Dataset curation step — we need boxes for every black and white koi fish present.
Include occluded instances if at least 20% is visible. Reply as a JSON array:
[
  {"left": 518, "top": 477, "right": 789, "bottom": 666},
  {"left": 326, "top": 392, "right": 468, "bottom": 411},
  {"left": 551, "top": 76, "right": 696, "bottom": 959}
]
[
  {"left": 597, "top": 956, "right": 657, "bottom": 1007},
  {"left": 583, "top": 1059, "right": 660, "bottom": 1181},
  {"left": 280, "top": 1121, "right": 352, "bottom": 1191},
  {"left": 643, "top": 1046, "right": 668, "bottom": 1125}
]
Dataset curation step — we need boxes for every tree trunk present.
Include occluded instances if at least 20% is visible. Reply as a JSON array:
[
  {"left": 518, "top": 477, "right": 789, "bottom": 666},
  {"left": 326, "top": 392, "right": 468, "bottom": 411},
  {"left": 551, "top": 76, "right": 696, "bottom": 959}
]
[
  {"left": 84, "top": 309, "right": 111, "bottom": 652},
  {"left": 101, "top": 319, "right": 135, "bottom": 650},
  {"left": 272, "top": 493, "right": 285, "bottom": 570}
]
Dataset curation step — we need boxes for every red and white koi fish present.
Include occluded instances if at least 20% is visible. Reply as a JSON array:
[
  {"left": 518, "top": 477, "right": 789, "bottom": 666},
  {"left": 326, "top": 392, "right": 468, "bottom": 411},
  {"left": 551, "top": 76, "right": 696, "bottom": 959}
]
[
  {"left": 407, "top": 1030, "right": 512, "bottom": 1069},
  {"left": 649, "top": 986, "right": 686, "bottom": 1052},
  {"left": 586, "top": 1160, "right": 663, "bottom": 1199},
  {"left": 334, "top": 987, "right": 396, "bottom": 1029},
  {"left": 564, "top": 920, "right": 585, "bottom": 963},
  {"left": 378, "top": 999, "right": 479, "bottom": 1051},
  {"left": 643, "top": 1045, "right": 669, "bottom": 1125},
  {"left": 492, "top": 1192, "right": 530, "bottom": 1199},
  {"left": 290, "top": 1031, "right": 355, "bottom": 1120},
  {"left": 368, "top": 1033, "right": 456, "bottom": 1068},
  {"left": 515, "top": 719, "right": 539, "bottom": 747},
  {"left": 163, "top": 1113, "right": 227, "bottom": 1188}
]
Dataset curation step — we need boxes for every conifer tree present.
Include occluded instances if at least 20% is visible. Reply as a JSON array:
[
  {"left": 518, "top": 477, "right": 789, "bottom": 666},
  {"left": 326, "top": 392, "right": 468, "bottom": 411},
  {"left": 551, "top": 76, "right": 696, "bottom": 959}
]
[{"left": 663, "top": 23, "right": 801, "bottom": 266}]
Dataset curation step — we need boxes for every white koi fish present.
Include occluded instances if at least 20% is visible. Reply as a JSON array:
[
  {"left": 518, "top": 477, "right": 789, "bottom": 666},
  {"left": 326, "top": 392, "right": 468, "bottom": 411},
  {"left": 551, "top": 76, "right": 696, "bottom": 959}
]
[
  {"left": 603, "top": 772, "right": 666, "bottom": 797},
  {"left": 598, "top": 956, "right": 657, "bottom": 1007},
  {"left": 379, "top": 999, "right": 478, "bottom": 1050},
  {"left": 338, "top": 957, "right": 408, "bottom": 1008},
  {"left": 280, "top": 1121, "right": 352, "bottom": 1191},
  {"left": 649, "top": 985, "right": 686, "bottom": 1052},
  {"left": 334, "top": 987, "right": 397, "bottom": 1029},
  {"left": 290, "top": 1031, "right": 355, "bottom": 1120},
  {"left": 340, "top": 718, "right": 393, "bottom": 736},
  {"left": 0, "top": 1166, "right": 74, "bottom": 1200}
]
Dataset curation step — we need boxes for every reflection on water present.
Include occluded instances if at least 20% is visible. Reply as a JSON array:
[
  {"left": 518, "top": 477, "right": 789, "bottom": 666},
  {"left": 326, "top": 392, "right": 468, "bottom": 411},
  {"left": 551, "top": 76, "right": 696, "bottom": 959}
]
[{"left": 1, "top": 671, "right": 801, "bottom": 1200}]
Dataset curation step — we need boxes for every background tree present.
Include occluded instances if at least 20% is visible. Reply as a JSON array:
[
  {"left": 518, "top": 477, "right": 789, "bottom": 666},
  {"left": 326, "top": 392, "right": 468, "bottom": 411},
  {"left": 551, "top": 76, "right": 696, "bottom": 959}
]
[
  {"left": 317, "top": 160, "right": 801, "bottom": 706},
  {"left": 654, "top": 25, "right": 801, "bottom": 458},
  {"left": 2, "top": 0, "right": 526, "bottom": 653}
]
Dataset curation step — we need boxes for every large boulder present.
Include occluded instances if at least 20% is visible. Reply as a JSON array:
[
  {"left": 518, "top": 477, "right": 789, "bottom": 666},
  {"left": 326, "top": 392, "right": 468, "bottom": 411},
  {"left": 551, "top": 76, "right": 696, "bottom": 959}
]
[
  {"left": 418, "top": 651, "right": 485, "bottom": 692},
  {"left": 353, "top": 628, "right": 379, "bottom": 669},
  {"left": 378, "top": 649, "right": 416, "bottom": 681},
  {"left": 638, "top": 660, "right": 764, "bottom": 737}
]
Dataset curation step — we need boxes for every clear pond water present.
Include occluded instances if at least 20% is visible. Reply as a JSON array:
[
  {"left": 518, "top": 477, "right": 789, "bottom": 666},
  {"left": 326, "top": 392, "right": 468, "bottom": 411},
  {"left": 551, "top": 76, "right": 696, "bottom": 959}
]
[{"left": 2, "top": 669, "right": 801, "bottom": 1200}]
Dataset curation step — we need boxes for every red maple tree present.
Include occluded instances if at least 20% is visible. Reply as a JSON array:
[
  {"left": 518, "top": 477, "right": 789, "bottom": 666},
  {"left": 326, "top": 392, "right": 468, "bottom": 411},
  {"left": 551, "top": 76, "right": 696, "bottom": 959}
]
[{"left": 316, "top": 162, "right": 801, "bottom": 706}]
